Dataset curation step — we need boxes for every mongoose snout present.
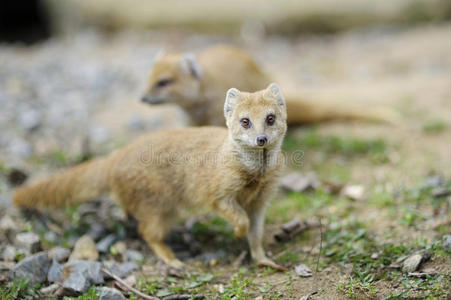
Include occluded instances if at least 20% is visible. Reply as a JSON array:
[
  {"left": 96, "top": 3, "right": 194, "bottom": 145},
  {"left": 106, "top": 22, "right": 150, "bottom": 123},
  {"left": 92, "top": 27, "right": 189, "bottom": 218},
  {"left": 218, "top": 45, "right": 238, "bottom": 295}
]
[{"left": 256, "top": 135, "right": 268, "bottom": 146}]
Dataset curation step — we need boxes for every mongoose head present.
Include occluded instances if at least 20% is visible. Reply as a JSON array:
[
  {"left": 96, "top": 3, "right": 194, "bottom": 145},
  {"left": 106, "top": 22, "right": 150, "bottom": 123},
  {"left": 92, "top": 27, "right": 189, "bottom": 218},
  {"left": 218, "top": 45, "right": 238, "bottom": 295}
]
[
  {"left": 141, "top": 51, "right": 203, "bottom": 108},
  {"left": 224, "top": 83, "right": 287, "bottom": 149}
]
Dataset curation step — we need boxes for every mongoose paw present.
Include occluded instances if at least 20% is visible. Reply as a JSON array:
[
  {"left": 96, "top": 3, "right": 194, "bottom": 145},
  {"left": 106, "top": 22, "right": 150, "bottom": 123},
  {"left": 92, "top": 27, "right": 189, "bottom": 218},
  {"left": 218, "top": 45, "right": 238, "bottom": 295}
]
[
  {"left": 167, "top": 259, "right": 185, "bottom": 269},
  {"left": 257, "top": 257, "right": 287, "bottom": 271}
]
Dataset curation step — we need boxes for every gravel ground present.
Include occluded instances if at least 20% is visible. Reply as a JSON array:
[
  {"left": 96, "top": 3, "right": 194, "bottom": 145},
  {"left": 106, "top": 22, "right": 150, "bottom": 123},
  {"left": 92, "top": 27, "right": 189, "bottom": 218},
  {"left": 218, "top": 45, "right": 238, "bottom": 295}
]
[{"left": 0, "top": 24, "right": 450, "bottom": 298}]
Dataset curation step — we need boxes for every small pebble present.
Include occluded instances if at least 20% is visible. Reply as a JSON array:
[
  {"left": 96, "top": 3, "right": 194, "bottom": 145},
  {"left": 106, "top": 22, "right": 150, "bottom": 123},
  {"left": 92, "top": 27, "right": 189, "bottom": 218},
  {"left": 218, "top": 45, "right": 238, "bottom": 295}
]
[
  {"left": 402, "top": 254, "right": 423, "bottom": 273},
  {"left": 295, "top": 263, "right": 313, "bottom": 277},
  {"left": 47, "top": 259, "right": 63, "bottom": 282},
  {"left": 69, "top": 235, "right": 99, "bottom": 261},
  {"left": 96, "top": 234, "right": 117, "bottom": 253},
  {"left": 8, "top": 252, "right": 50, "bottom": 285},
  {"left": 98, "top": 287, "right": 126, "bottom": 300},
  {"left": 125, "top": 249, "right": 144, "bottom": 262},
  {"left": 49, "top": 247, "right": 71, "bottom": 262},
  {"left": 15, "top": 232, "right": 41, "bottom": 254},
  {"left": 2, "top": 245, "right": 17, "bottom": 261}
]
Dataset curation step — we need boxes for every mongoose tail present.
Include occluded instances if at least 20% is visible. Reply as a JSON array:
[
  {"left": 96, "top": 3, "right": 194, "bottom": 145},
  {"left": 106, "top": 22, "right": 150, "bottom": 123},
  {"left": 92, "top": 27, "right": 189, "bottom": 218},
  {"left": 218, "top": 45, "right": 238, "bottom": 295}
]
[
  {"left": 285, "top": 92, "right": 398, "bottom": 125},
  {"left": 13, "top": 158, "right": 110, "bottom": 210}
]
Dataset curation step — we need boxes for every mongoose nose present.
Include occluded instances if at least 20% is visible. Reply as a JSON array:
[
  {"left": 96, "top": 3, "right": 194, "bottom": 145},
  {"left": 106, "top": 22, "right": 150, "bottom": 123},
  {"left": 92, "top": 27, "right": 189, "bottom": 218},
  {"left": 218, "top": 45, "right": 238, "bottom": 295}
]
[
  {"left": 256, "top": 135, "right": 268, "bottom": 146},
  {"left": 141, "top": 95, "right": 149, "bottom": 103}
]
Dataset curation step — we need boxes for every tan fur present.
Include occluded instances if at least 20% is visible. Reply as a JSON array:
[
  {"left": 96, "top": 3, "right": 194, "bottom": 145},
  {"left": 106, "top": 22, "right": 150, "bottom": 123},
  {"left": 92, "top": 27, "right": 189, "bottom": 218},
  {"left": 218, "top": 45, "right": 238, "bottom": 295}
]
[
  {"left": 14, "top": 85, "right": 288, "bottom": 270},
  {"left": 142, "top": 45, "right": 395, "bottom": 126}
]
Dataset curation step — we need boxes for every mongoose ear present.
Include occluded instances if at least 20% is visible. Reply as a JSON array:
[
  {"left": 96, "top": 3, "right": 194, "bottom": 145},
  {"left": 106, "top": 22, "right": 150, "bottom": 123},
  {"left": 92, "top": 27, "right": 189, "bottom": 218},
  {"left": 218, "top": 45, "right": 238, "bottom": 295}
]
[
  {"left": 224, "top": 88, "right": 241, "bottom": 118},
  {"left": 264, "top": 83, "right": 285, "bottom": 107},
  {"left": 180, "top": 53, "right": 203, "bottom": 79}
]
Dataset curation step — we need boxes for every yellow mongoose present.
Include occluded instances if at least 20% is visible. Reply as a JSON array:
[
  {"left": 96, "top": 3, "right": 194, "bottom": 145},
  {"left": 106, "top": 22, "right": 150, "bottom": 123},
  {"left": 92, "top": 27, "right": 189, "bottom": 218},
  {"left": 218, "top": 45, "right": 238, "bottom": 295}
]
[
  {"left": 142, "top": 45, "right": 394, "bottom": 126},
  {"left": 14, "top": 84, "right": 288, "bottom": 270}
]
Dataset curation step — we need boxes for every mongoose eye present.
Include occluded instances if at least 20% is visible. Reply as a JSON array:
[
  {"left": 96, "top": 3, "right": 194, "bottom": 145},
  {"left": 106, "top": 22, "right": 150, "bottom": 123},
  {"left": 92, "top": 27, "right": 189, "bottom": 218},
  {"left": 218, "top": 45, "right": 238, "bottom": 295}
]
[
  {"left": 266, "top": 114, "right": 276, "bottom": 126},
  {"left": 240, "top": 118, "right": 251, "bottom": 128},
  {"left": 155, "top": 78, "right": 173, "bottom": 88}
]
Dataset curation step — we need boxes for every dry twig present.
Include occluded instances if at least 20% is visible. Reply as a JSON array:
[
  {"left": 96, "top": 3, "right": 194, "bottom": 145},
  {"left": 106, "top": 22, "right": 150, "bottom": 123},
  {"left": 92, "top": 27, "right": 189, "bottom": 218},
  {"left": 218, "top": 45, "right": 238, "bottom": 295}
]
[
  {"left": 316, "top": 217, "right": 323, "bottom": 272},
  {"left": 102, "top": 268, "right": 159, "bottom": 300},
  {"left": 164, "top": 295, "right": 205, "bottom": 300}
]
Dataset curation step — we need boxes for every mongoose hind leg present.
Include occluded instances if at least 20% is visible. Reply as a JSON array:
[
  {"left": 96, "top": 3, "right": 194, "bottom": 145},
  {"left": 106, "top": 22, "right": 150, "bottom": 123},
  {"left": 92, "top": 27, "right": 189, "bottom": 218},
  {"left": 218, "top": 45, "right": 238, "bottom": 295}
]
[
  {"left": 138, "top": 217, "right": 184, "bottom": 269},
  {"left": 149, "top": 241, "right": 184, "bottom": 269}
]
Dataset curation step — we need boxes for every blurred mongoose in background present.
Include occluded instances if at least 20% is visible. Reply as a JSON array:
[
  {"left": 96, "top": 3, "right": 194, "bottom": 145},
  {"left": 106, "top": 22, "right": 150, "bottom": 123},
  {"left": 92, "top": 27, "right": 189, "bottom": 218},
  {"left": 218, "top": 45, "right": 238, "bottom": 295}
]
[
  {"left": 14, "top": 83, "right": 288, "bottom": 270},
  {"left": 142, "top": 45, "right": 395, "bottom": 126}
]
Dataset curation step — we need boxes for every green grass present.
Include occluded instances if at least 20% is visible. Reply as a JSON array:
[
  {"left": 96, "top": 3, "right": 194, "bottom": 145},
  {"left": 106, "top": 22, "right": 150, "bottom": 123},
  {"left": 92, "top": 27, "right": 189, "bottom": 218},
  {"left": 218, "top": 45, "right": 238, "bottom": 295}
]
[
  {"left": 368, "top": 189, "right": 395, "bottom": 208},
  {"left": 221, "top": 268, "right": 252, "bottom": 300},
  {"left": 267, "top": 187, "right": 354, "bottom": 223},
  {"left": 322, "top": 218, "right": 450, "bottom": 298},
  {"left": 368, "top": 179, "right": 451, "bottom": 229},
  {"left": 383, "top": 273, "right": 450, "bottom": 299},
  {"left": 66, "top": 286, "right": 99, "bottom": 300},
  {"left": 267, "top": 188, "right": 339, "bottom": 223},
  {"left": 283, "top": 129, "right": 389, "bottom": 162},
  {"left": 336, "top": 274, "right": 376, "bottom": 298},
  {"left": 131, "top": 271, "right": 216, "bottom": 299},
  {"left": 0, "top": 279, "right": 41, "bottom": 299},
  {"left": 423, "top": 119, "right": 447, "bottom": 134}
]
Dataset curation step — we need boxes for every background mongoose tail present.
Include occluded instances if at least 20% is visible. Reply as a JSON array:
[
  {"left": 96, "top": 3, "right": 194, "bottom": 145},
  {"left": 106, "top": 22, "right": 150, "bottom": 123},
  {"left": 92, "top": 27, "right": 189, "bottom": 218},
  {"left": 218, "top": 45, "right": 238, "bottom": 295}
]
[{"left": 285, "top": 92, "right": 399, "bottom": 125}]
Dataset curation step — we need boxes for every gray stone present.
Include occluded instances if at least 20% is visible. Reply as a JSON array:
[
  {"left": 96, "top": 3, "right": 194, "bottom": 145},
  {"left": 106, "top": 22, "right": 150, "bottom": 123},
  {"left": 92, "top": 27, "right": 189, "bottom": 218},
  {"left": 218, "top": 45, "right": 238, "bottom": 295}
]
[
  {"left": 0, "top": 215, "right": 16, "bottom": 233},
  {"left": 421, "top": 175, "right": 444, "bottom": 189},
  {"left": 103, "top": 261, "right": 139, "bottom": 279},
  {"left": 15, "top": 232, "right": 41, "bottom": 254},
  {"left": 62, "top": 271, "right": 90, "bottom": 296},
  {"left": 402, "top": 254, "right": 423, "bottom": 273},
  {"left": 48, "top": 259, "right": 63, "bottom": 282},
  {"left": 69, "top": 235, "right": 99, "bottom": 261},
  {"left": 0, "top": 261, "right": 15, "bottom": 271},
  {"left": 0, "top": 194, "right": 12, "bottom": 209},
  {"left": 125, "top": 249, "right": 144, "bottom": 262},
  {"left": 66, "top": 234, "right": 80, "bottom": 248},
  {"left": 19, "top": 110, "right": 42, "bottom": 131},
  {"left": 127, "top": 117, "right": 146, "bottom": 131},
  {"left": 195, "top": 250, "right": 227, "bottom": 265},
  {"left": 8, "top": 252, "right": 50, "bottom": 285},
  {"left": 63, "top": 260, "right": 104, "bottom": 285},
  {"left": 2, "top": 245, "right": 17, "bottom": 261},
  {"left": 89, "top": 126, "right": 110, "bottom": 144},
  {"left": 44, "top": 231, "right": 59, "bottom": 244},
  {"left": 49, "top": 247, "right": 71, "bottom": 262},
  {"left": 8, "top": 138, "right": 32, "bottom": 158},
  {"left": 112, "top": 241, "right": 127, "bottom": 256},
  {"left": 279, "top": 172, "right": 319, "bottom": 193},
  {"left": 88, "top": 224, "right": 107, "bottom": 241},
  {"left": 98, "top": 287, "right": 126, "bottom": 300},
  {"left": 295, "top": 263, "right": 313, "bottom": 277},
  {"left": 96, "top": 234, "right": 117, "bottom": 253}
]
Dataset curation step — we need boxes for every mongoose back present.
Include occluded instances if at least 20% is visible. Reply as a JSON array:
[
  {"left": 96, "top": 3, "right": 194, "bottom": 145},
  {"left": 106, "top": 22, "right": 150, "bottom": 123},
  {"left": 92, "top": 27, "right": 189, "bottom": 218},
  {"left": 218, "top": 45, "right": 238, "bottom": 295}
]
[
  {"left": 14, "top": 83, "right": 288, "bottom": 270},
  {"left": 142, "top": 45, "right": 395, "bottom": 126}
]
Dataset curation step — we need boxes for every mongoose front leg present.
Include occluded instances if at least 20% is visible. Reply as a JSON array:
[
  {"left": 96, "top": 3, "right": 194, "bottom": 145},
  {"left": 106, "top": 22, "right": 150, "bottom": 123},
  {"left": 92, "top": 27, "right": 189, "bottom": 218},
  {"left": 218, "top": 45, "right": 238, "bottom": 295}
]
[
  {"left": 213, "top": 198, "right": 250, "bottom": 238},
  {"left": 246, "top": 203, "right": 287, "bottom": 271}
]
